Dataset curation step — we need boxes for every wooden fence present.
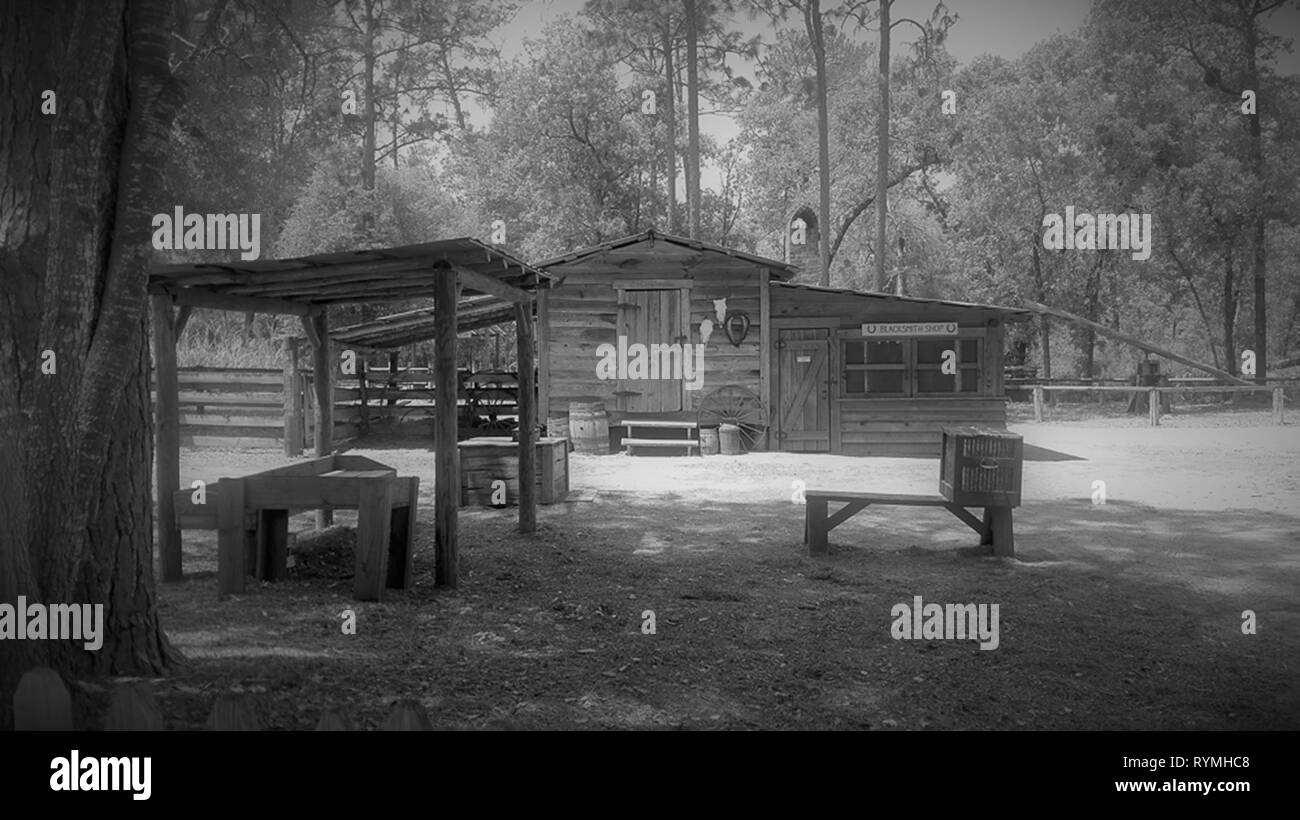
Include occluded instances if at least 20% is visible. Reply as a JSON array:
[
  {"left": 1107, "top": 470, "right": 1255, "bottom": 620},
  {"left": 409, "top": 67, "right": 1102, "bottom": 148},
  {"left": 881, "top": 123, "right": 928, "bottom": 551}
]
[
  {"left": 152, "top": 361, "right": 520, "bottom": 453},
  {"left": 1026, "top": 383, "right": 1286, "bottom": 426},
  {"left": 13, "top": 666, "right": 434, "bottom": 731}
]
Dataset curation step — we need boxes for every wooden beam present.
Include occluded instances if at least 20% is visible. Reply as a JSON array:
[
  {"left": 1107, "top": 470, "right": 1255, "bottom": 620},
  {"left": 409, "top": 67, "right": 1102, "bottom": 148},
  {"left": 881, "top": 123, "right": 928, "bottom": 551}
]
[
  {"left": 152, "top": 286, "right": 321, "bottom": 316},
  {"left": 434, "top": 271, "right": 460, "bottom": 587},
  {"left": 307, "top": 312, "right": 334, "bottom": 527},
  {"left": 537, "top": 288, "right": 551, "bottom": 418},
  {"left": 282, "top": 337, "right": 302, "bottom": 457},
  {"left": 300, "top": 315, "right": 322, "bottom": 350},
  {"left": 452, "top": 265, "right": 533, "bottom": 304},
  {"left": 516, "top": 301, "right": 537, "bottom": 534},
  {"left": 151, "top": 295, "right": 183, "bottom": 582},
  {"left": 174, "top": 305, "right": 193, "bottom": 338},
  {"left": 1024, "top": 301, "right": 1253, "bottom": 386},
  {"left": 759, "top": 269, "right": 771, "bottom": 446}
]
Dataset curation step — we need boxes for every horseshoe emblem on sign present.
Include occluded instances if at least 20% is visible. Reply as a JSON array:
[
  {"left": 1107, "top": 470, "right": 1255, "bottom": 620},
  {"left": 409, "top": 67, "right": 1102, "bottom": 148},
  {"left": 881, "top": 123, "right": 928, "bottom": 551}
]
[{"left": 723, "top": 311, "right": 751, "bottom": 347}]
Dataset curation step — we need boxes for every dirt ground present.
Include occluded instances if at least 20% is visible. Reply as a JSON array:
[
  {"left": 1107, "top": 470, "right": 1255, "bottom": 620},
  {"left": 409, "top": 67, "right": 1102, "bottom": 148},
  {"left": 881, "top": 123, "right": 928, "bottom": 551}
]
[{"left": 79, "top": 409, "right": 1300, "bottom": 730}]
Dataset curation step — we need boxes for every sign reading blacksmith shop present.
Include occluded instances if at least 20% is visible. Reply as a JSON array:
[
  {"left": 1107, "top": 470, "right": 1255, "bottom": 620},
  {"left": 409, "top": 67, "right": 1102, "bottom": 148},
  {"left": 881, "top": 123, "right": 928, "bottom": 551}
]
[{"left": 861, "top": 322, "right": 958, "bottom": 337}]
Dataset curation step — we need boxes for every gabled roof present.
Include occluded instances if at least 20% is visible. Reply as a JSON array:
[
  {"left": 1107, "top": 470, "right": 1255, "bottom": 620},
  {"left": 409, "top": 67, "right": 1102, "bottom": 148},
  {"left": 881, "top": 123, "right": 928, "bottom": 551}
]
[
  {"left": 149, "top": 237, "right": 554, "bottom": 314},
  {"left": 536, "top": 229, "right": 798, "bottom": 278},
  {"left": 772, "top": 281, "right": 1035, "bottom": 319}
]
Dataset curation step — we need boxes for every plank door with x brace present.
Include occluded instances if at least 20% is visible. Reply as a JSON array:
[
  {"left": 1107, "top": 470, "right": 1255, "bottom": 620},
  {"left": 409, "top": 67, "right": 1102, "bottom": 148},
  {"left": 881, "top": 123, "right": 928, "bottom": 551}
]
[{"left": 776, "top": 328, "right": 831, "bottom": 451}]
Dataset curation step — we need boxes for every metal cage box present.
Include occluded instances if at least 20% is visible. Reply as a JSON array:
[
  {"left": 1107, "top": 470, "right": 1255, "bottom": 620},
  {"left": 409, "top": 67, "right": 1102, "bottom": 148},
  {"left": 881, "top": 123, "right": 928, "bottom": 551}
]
[{"left": 939, "top": 426, "right": 1023, "bottom": 508}]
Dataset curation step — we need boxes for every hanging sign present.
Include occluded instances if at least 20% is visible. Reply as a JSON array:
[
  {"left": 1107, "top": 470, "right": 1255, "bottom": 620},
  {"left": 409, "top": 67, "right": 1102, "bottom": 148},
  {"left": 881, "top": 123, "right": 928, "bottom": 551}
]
[{"left": 862, "top": 322, "right": 957, "bottom": 337}]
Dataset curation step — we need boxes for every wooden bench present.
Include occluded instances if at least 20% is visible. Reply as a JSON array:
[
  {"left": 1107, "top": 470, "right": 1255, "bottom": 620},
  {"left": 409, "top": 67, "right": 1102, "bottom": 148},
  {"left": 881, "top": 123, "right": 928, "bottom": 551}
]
[
  {"left": 173, "top": 454, "right": 419, "bottom": 601},
  {"left": 615, "top": 419, "right": 700, "bottom": 454},
  {"left": 804, "top": 490, "right": 1014, "bottom": 557}
]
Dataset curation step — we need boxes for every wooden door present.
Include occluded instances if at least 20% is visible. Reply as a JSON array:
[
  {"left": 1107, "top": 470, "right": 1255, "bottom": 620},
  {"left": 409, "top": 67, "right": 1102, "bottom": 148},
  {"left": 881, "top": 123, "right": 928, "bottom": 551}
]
[
  {"left": 617, "top": 288, "right": 683, "bottom": 413},
  {"left": 776, "top": 328, "right": 830, "bottom": 451}
]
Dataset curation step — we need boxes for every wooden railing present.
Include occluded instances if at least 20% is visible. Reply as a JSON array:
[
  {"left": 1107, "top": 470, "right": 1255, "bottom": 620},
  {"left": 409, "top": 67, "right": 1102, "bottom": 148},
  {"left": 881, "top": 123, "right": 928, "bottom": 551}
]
[{"left": 1025, "top": 383, "right": 1285, "bottom": 426}]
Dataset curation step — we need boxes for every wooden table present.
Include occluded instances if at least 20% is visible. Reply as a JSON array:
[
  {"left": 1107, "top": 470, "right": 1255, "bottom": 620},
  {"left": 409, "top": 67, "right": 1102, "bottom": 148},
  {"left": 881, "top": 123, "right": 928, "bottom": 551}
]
[{"left": 173, "top": 454, "right": 419, "bottom": 601}]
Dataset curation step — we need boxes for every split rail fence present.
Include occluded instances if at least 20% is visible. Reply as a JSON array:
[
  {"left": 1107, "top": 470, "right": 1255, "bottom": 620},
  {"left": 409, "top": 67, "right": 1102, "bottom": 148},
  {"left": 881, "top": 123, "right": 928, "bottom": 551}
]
[{"left": 1027, "top": 383, "right": 1286, "bottom": 426}]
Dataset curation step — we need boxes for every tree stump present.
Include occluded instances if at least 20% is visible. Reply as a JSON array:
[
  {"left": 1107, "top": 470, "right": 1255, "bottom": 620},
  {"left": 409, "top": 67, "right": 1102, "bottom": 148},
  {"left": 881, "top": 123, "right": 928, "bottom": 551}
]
[
  {"left": 382, "top": 699, "right": 432, "bottom": 730},
  {"left": 105, "top": 683, "right": 164, "bottom": 730},
  {"left": 208, "top": 694, "right": 261, "bottom": 730},
  {"left": 316, "top": 708, "right": 354, "bottom": 731},
  {"left": 14, "top": 667, "right": 72, "bottom": 731}
]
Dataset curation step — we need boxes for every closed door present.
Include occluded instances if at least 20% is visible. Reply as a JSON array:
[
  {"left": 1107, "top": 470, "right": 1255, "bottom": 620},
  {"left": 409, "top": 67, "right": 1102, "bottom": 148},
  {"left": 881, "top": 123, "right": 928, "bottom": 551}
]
[
  {"left": 776, "top": 328, "right": 830, "bottom": 451},
  {"left": 617, "top": 288, "right": 684, "bottom": 413}
]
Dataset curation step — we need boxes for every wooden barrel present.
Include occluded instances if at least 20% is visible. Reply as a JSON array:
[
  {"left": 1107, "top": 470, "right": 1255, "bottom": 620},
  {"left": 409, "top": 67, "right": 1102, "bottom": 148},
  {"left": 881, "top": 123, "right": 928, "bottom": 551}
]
[
  {"left": 568, "top": 400, "right": 609, "bottom": 454},
  {"left": 718, "top": 423, "right": 742, "bottom": 455},
  {"left": 699, "top": 426, "right": 720, "bottom": 455}
]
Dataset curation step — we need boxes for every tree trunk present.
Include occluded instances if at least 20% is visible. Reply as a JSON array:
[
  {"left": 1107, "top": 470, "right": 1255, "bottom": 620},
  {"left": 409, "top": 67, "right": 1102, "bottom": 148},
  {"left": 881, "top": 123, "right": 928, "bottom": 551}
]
[
  {"left": 684, "top": 0, "right": 701, "bottom": 239},
  {"left": 1223, "top": 243, "right": 1239, "bottom": 375},
  {"left": 0, "top": 0, "right": 180, "bottom": 716},
  {"left": 806, "top": 0, "right": 832, "bottom": 287},
  {"left": 875, "top": 0, "right": 892, "bottom": 292},
  {"left": 1243, "top": 14, "right": 1266, "bottom": 383},
  {"left": 362, "top": 0, "right": 378, "bottom": 241},
  {"left": 662, "top": 11, "right": 679, "bottom": 234}
]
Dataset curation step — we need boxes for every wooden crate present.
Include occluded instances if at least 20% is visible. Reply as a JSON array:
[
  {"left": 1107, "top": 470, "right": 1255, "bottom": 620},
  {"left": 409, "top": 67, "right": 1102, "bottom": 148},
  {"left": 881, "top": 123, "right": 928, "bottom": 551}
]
[
  {"left": 459, "top": 437, "right": 569, "bottom": 506},
  {"left": 939, "top": 426, "right": 1022, "bottom": 508}
]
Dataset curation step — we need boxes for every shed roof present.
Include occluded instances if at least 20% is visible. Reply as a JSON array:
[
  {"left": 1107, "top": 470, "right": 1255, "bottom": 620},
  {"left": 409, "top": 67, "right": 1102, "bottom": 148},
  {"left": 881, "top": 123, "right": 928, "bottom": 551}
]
[
  {"left": 537, "top": 229, "right": 798, "bottom": 278},
  {"left": 149, "top": 237, "right": 554, "bottom": 315},
  {"left": 330, "top": 295, "right": 519, "bottom": 351},
  {"left": 772, "top": 281, "right": 1035, "bottom": 319}
]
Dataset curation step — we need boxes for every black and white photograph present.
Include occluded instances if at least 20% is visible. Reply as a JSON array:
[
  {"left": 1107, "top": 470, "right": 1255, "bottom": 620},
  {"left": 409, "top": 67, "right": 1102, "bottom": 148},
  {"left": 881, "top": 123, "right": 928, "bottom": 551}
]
[{"left": 1, "top": 0, "right": 1297, "bottom": 802}]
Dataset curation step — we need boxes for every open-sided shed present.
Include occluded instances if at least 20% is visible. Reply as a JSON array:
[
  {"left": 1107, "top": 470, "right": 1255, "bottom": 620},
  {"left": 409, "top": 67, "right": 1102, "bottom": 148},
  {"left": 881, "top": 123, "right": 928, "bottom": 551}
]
[{"left": 149, "top": 238, "right": 554, "bottom": 589}]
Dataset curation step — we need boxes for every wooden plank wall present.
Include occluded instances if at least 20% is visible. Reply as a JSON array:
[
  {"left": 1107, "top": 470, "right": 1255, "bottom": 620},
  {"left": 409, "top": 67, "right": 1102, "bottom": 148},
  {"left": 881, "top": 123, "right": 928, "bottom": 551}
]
[
  {"left": 150, "top": 367, "right": 361, "bottom": 449},
  {"left": 770, "top": 285, "right": 1012, "bottom": 457},
  {"left": 543, "top": 247, "right": 765, "bottom": 419}
]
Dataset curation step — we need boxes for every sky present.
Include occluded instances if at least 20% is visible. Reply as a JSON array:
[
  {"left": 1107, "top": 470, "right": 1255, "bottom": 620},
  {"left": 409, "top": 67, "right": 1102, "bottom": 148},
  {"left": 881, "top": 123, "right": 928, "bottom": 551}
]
[{"left": 475, "top": 0, "right": 1300, "bottom": 190}]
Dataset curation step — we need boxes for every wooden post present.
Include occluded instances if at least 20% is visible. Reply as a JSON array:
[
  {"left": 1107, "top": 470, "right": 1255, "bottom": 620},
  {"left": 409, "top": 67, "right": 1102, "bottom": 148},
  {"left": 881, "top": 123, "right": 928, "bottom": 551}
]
[
  {"left": 304, "top": 312, "right": 333, "bottom": 527},
  {"left": 1032, "top": 385, "right": 1044, "bottom": 423},
  {"left": 282, "top": 337, "right": 302, "bottom": 457},
  {"left": 516, "top": 301, "right": 537, "bottom": 534},
  {"left": 1273, "top": 387, "right": 1284, "bottom": 425},
  {"left": 988, "top": 507, "right": 1015, "bottom": 557},
  {"left": 434, "top": 271, "right": 460, "bottom": 588},
  {"left": 354, "top": 476, "right": 394, "bottom": 601},
  {"left": 358, "top": 357, "right": 370, "bottom": 436},
  {"left": 1148, "top": 387, "right": 1160, "bottom": 426},
  {"left": 152, "top": 295, "right": 183, "bottom": 582},
  {"left": 217, "top": 477, "right": 246, "bottom": 596},
  {"left": 806, "top": 497, "right": 828, "bottom": 555}
]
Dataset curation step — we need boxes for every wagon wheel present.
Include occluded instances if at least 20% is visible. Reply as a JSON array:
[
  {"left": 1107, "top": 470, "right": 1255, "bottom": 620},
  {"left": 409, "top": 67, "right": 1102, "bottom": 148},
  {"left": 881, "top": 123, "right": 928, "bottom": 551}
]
[{"left": 696, "top": 385, "right": 768, "bottom": 451}]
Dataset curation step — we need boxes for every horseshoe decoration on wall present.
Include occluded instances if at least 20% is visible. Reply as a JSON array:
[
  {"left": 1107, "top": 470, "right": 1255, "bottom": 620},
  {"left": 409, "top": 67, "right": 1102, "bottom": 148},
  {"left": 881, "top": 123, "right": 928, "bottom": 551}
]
[{"left": 723, "top": 310, "right": 751, "bottom": 347}]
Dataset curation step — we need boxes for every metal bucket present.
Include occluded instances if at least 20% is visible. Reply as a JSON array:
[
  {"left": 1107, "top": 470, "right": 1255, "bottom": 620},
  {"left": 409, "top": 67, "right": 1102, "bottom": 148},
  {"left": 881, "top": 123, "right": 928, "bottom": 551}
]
[
  {"left": 718, "top": 423, "right": 742, "bottom": 455},
  {"left": 699, "top": 426, "right": 720, "bottom": 455}
]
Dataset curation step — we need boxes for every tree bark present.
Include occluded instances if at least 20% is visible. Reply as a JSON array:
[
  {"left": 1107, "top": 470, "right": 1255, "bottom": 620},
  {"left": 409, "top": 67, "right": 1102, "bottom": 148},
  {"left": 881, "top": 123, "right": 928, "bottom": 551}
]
[
  {"left": 0, "top": 0, "right": 181, "bottom": 711},
  {"left": 875, "top": 0, "right": 892, "bottom": 292},
  {"left": 806, "top": 0, "right": 832, "bottom": 287},
  {"left": 662, "top": 10, "right": 679, "bottom": 234},
  {"left": 684, "top": 0, "right": 701, "bottom": 239},
  {"left": 1223, "top": 243, "right": 1239, "bottom": 375}
]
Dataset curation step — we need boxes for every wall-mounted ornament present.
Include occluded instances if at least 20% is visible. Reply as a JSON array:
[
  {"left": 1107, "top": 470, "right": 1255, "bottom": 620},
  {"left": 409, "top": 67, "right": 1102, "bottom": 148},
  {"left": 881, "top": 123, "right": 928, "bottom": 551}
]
[{"left": 723, "top": 311, "right": 751, "bottom": 347}]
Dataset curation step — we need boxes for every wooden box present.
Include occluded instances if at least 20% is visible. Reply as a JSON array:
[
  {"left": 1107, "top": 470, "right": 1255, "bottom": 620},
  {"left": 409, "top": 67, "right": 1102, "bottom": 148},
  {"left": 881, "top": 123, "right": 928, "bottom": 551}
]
[
  {"left": 939, "top": 426, "right": 1022, "bottom": 508},
  {"left": 459, "top": 437, "right": 569, "bottom": 506}
]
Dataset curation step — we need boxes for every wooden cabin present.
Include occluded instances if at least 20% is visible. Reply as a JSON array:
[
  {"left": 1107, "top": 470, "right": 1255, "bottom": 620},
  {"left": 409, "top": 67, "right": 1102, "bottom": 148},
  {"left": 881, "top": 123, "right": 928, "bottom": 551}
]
[{"left": 536, "top": 230, "right": 1031, "bottom": 457}]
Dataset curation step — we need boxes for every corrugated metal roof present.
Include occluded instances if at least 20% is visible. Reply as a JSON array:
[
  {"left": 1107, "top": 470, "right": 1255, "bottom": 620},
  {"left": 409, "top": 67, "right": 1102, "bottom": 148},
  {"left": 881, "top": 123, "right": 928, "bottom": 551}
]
[{"left": 536, "top": 229, "right": 798, "bottom": 278}]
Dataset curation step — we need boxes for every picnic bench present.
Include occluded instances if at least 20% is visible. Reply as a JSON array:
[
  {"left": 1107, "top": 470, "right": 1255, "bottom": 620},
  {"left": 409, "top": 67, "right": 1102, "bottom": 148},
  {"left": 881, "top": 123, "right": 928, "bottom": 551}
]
[
  {"left": 804, "top": 491, "right": 1014, "bottom": 556},
  {"left": 173, "top": 454, "right": 419, "bottom": 601},
  {"left": 804, "top": 427, "right": 1022, "bottom": 558},
  {"left": 614, "top": 419, "right": 700, "bottom": 454}
]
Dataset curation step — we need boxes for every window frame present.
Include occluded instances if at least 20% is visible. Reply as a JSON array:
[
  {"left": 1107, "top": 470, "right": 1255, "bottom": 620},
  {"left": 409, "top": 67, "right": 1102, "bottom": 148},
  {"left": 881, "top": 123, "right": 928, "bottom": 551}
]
[{"left": 840, "top": 330, "right": 985, "bottom": 398}]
